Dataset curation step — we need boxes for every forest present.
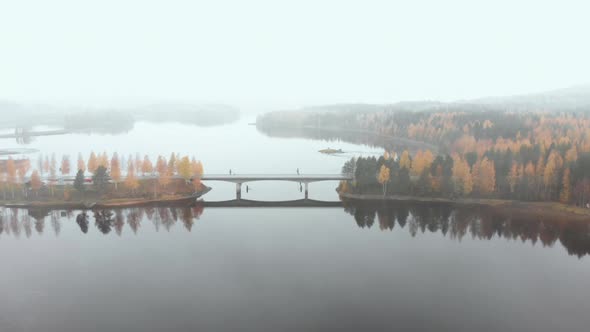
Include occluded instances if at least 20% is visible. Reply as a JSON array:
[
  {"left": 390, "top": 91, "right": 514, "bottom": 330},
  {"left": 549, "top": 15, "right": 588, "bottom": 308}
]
[{"left": 259, "top": 105, "right": 590, "bottom": 207}]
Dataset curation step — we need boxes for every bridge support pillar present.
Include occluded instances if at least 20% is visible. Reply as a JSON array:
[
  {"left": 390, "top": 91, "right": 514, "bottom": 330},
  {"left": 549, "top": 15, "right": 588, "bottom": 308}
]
[
  {"left": 304, "top": 182, "right": 309, "bottom": 200},
  {"left": 236, "top": 183, "right": 242, "bottom": 200}
]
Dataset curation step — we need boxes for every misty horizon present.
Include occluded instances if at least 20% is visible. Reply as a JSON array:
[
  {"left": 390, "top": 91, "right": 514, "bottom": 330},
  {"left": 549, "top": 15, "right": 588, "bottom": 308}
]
[{"left": 2, "top": 0, "right": 590, "bottom": 109}]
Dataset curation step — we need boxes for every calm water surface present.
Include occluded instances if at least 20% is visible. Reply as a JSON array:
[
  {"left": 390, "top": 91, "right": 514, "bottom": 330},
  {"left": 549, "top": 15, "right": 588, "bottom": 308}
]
[{"left": 1, "top": 118, "right": 589, "bottom": 331}]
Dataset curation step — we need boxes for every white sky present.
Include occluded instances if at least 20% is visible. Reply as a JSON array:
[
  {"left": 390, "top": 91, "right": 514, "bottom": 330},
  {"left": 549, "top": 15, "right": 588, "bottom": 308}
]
[{"left": 1, "top": 0, "right": 589, "bottom": 108}]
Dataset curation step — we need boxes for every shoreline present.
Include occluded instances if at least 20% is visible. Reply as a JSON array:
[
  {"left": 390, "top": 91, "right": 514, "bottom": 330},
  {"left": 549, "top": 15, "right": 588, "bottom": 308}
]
[
  {"left": 338, "top": 192, "right": 590, "bottom": 221},
  {"left": 0, "top": 187, "right": 211, "bottom": 210}
]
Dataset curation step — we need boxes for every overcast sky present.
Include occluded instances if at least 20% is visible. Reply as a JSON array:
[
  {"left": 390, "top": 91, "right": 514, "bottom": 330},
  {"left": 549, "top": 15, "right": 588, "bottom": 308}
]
[{"left": 1, "top": 0, "right": 589, "bottom": 108}]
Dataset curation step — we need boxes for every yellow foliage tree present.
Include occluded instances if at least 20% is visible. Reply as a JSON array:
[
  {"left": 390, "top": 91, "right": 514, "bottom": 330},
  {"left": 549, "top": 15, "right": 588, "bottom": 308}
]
[
  {"left": 377, "top": 165, "right": 390, "bottom": 196},
  {"left": 399, "top": 150, "right": 411, "bottom": 170},
  {"left": 476, "top": 158, "right": 496, "bottom": 195},
  {"left": 6, "top": 157, "right": 16, "bottom": 198},
  {"left": 452, "top": 155, "right": 473, "bottom": 195},
  {"left": 30, "top": 170, "right": 42, "bottom": 196},
  {"left": 88, "top": 152, "right": 98, "bottom": 174},
  {"left": 125, "top": 160, "right": 139, "bottom": 193},
  {"left": 156, "top": 155, "right": 169, "bottom": 186},
  {"left": 99, "top": 152, "right": 109, "bottom": 168},
  {"left": 77, "top": 153, "right": 86, "bottom": 172},
  {"left": 142, "top": 155, "right": 153, "bottom": 175},
  {"left": 177, "top": 156, "right": 192, "bottom": 182}
]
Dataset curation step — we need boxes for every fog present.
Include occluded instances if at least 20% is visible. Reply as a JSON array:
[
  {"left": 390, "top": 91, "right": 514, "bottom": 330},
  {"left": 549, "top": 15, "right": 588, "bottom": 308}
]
[{"left": 1, "top": 0, "right": 589, "bottom": 110}]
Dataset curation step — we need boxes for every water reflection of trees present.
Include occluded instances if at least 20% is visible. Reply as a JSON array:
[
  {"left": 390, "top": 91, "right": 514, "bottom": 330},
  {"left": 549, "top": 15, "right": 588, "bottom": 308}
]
[
  {"left": 344, "top": 201, "right": 590, "bottom": 258},
  {"left": 2, "top": 203, "right": 588, "bottom": 258},
  {"left": 0, "top": 205, "right": 205, "bottom": 236},
  {"left": 76, "top": 212, "right": 89, "bottom": 233}
]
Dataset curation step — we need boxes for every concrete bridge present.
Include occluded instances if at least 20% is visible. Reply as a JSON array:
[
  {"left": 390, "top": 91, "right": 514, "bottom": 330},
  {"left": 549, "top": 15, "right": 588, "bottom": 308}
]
[
  {"left": 201, "top": 174, "right": 352, "bottom": 200},
  {"left": 201, "top": 198, "right": 343, "bottom": 208},
  {"left": 37, "top": 173, "right": 353, "bottom": 201}
]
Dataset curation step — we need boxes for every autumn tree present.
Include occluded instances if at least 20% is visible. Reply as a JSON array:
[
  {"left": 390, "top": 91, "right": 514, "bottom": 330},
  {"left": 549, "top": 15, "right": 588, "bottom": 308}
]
[
  {"left": 30, "top": 170, "right": 42, "bottom": 196},
  {"left": 99, "top": 152, "right": 109, "bottom": 169},
  {"left": 177, "top": 156, "right": 192, "bottom": 183},
  {"left": 110, "top": 153, "right": 121, "bottom": 190},
  {"left": 476, "top": 158, "right": 496, "bottom": 195},
  {"left": 142, "top": 155, "right": 153, "bottom": 175},
  {"left": 125, "top": 160, "right": 139, "bottom": 194},
  {"left": 77, "top": 153, "right": 86, "bottom": 172},
  {"left": 410, "top": 150, "right": 434, "bottom": 176},
  {"left": 17, "top": 159, "right": 31, "bottom": 196},
  {"left": 6, "top": 157, "right": 16, "bottom": 198},
  {"left": 155, "top": 155, "right": 169, "bottom": 197},
  {"left": 88, "top": 152, "right": 98, "bottom": 174},
  {"left": 399, "top": 150, "right": 411, "bottom": 170},
  {"left": 543, "top": 151, "right": 563, "bottom": 200},
  {"left": 377, "top": 165, "right": 390, "bottom": 196},
  {"left": 451, "top": 155, "right": 473, "bottom": 196}
]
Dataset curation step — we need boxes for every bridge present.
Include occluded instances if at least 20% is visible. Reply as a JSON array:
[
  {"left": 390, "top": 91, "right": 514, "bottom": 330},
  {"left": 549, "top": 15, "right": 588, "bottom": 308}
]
[
  {"left": 200, "top": 174, "right": 352, "bottom": 200},
  {"left": 36, "top": 173, "right": 353, "bottom": 201},
  {"left": 201, "top": 198, "right": 343, "bottom": 208}
]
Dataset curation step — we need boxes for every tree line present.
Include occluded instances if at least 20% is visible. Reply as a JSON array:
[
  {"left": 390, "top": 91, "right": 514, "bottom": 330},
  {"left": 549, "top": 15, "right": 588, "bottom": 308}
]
[
  {"left": 0, "top": 152, "right": 204, "bottom": 200},
  {"left": 340, "top": 147, "right": 590, "bottom": 206}
]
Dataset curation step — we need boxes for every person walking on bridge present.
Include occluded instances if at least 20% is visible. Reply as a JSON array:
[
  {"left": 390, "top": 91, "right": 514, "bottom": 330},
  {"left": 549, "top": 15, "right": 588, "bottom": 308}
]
[
  {"left": 297, "top": 168, "right": 300, "bottom": 175},
  {"left": 229, "top": 169, "right": 232, "bottom": 175}
]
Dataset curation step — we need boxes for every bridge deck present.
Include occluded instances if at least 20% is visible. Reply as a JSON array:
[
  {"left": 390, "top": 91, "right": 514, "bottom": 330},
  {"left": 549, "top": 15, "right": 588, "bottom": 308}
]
[
  {"left": 201, "top": 174, "right": 351, "bottom": 182},
  {"left": 201, "top": 199, "right": 343, "bottom": 207}
]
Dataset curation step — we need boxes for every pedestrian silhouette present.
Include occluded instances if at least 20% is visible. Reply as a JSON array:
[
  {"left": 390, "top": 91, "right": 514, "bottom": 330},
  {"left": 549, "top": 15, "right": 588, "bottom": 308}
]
[
  {"left": 229, "top": 169, "right": 232, "bottom": 175},
  {"left": 297, "top": 168, "right": 300, "bottom": 175}
]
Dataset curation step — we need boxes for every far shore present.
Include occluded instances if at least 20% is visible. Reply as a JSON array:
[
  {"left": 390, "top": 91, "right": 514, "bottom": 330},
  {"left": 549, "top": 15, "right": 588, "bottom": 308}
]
[{"left": 338, "top": 192, "right": 590, "bottom": 222}]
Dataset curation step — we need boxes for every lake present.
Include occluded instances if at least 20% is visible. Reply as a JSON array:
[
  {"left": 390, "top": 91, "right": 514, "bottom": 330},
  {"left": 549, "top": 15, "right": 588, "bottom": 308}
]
[{"left": 0, "top": 116, "right": 589, "bottom": 331}]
